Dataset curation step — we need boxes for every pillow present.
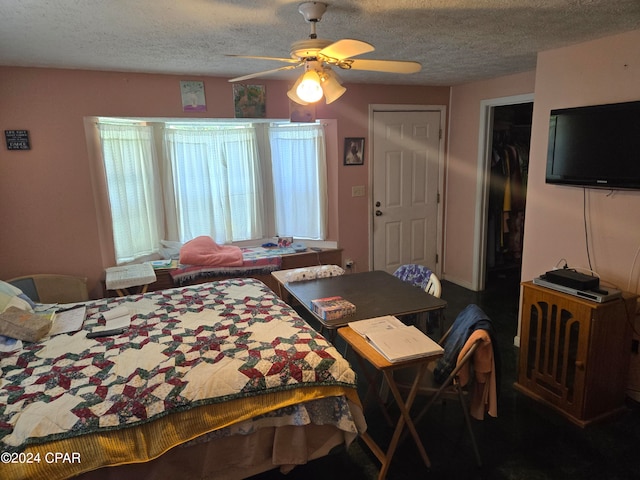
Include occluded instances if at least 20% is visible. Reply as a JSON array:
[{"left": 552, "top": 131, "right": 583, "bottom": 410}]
[
  {"left": 0, "top": 281, "right": 35, "bottom": 312},
  {"left": 160, "top": 239, "right": 183, "bottom": 260},
  {"left": 314, "top": 265, "right": 345, "bottom": 278},
  {"left": 283, "top": 265, "right": 345, "bottom": 283},
  {"left": 0, "top": 293, "right": 35, "bottom": 313},
  {"left": 0, "top": 281, "right": 36, "bottom": 344},
  {"left": 284, "top": 268, "right": 318, "bottom": 283},
  {"left": 0, "top": 280, "right": 22, "bottom": 297}
]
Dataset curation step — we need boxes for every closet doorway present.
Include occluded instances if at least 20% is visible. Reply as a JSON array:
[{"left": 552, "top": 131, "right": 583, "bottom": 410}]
[
  {"left": 485, "top": 102, "right": 533, "bottom": 288},
  {"left": 471, "top": 94, "right": 534, "bottom": 292}
]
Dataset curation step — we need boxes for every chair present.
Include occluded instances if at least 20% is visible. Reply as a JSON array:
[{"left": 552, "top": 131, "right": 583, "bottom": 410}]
[
  {"left": 395, "top": 304, "right": 498, "bottom": 467},
  {"left": 393, "top": 264, "right": 442, "bottom": 333},
  {"left": 8, "top": 274, "right": 89, "bottom": 304},
  {"left": 425, "top": 271, "right": 442, "bottom": 298},
  {"left": 392, "top": 264, "right": 434, "bottom": 290}
]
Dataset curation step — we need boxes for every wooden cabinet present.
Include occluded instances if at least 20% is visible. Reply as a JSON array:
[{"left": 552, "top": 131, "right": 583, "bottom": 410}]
[{"left": 515, "top": 281, "right": 637, "bottom": 427}]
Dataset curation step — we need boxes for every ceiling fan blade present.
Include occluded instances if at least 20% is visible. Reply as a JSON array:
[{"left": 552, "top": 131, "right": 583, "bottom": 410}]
[
  {"left": 228, "top": 64, "right": 301, "bottom": 83},
  {"left": 319, "top": 39, "right": 374, "bottom": 61},
  {"left": 346, "top": 58, "right": 422, "bottom": 74},
  {"left": 226, "top": 54, "right": 300, "bottom": 64}
]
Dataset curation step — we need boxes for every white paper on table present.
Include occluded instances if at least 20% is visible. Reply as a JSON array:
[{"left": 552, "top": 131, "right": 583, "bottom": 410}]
[
  {"left": 366, "top": 325, "right": 444, "bottom": 363},
  {"left": 348, "top": 315, "right": 406, "bottom": 337}
]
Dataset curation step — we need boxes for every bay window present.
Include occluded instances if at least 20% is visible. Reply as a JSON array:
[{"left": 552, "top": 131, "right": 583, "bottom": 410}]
[{"left": 97, "top": 119, "right": 327, "bottom": 264}]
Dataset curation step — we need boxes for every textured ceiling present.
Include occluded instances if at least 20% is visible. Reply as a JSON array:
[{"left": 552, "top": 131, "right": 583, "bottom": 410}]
[{"left": 1, "top": 0, "right": 640, "bottom": 86}]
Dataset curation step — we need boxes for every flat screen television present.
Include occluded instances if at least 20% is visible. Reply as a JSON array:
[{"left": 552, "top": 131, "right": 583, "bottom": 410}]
[{"left": 546, "top": 100, "right": 640, "bottom": 189}]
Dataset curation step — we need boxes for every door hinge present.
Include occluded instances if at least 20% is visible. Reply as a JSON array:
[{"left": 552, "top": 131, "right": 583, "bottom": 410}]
[
  {"left": 439, "top": 128, "right": 442, "bottom": 140},
  {"left": 435, "top": 253, "right": 439, "bottom": 264},
  {"left": 437, "top": 192, "right": 440, "bottom": 204}
]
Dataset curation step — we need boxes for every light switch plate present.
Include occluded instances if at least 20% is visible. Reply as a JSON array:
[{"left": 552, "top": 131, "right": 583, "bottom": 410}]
[{"left": 352, "top": 185, "right": 365, "bottom": 197}]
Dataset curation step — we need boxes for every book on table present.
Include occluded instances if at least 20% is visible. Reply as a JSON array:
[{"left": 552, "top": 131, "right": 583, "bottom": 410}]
[
  {"left": 310, "top": 296, "right": 356, "bottom": 322},
  {"left": 349, "top": 315, "right": 444, "bottom": 363}
]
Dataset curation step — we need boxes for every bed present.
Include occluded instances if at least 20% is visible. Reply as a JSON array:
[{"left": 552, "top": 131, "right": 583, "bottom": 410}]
[{"left": 0, "top": 278, "right": 365, "bottom": 480}]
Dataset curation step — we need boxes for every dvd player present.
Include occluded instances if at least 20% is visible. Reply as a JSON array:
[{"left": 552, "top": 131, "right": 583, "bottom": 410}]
[
  {"left": 533, "top": 275, "right": 621, "bottom": 303},
  {"left": 544, "top": 269, "right": 599, "bottom": 290}
]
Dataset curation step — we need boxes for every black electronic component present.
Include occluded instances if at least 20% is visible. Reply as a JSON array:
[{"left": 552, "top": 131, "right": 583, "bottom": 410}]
[
  {"left": 86, "top": 328, "right": 126, "bottom": 339},
  {"left": 544, "top": 269, "right": 599, "bottom": 291}
]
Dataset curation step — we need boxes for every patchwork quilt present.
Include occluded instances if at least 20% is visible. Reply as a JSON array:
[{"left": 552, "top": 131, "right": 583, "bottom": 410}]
[{"left": 0, "top": 279, "right": 359, "bottom": 459}]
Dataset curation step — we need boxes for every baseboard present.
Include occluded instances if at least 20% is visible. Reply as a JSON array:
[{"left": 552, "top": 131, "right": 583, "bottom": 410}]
[{"left": 440, "top": 273, "right": 475, "bottom": 290}]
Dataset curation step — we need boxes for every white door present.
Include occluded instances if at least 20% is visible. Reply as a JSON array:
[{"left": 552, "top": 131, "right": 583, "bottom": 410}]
[{"left": 372, "top": 110, "right": 442, "bottom": 274}]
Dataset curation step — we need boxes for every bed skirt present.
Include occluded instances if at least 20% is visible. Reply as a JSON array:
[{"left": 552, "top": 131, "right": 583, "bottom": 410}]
[{"left": 74, "top": 421, "right": 356, "bottom": 480}]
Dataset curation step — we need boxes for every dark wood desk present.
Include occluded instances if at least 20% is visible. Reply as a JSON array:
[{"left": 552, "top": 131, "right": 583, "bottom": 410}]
[{"left": 283, "top": 270, "right": 447, "bottom": 330}]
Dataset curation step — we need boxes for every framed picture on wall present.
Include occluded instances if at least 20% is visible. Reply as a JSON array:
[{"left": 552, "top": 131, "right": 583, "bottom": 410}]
[
  {"left": 180, "top": 81, "right": 206, "bottom": 112},
  {"left": 289, "top": 99, "right": 316, "bottom": 123},
  {"left": 344, "top": 137, "right": 365, "bottom": 165},
  {"left": 233, "top": 84, "right": 266, "bottom": 118}
]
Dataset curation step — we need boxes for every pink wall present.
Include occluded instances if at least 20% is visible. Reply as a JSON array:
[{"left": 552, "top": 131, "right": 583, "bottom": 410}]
[
  {"left": 445, "top": 71, "right": 536, "bottom": 287},
  {"left": 4, "top": 28, "right": 637, "bottom": 302},
  {"left": 445, "top": 28, "right": 640, "bottom": 296},
  {"left": 0, "top": 67, "right": 448, "bottom": 297},
  {"left": 522, "top": 29, "right": 640, "bottom": 293}
]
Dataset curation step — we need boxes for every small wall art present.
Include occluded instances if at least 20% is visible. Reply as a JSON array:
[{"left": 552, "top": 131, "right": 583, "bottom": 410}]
[
  {"left": 180, "top": 81, "right": 206, "bottom": 112},
  {"left": 5, "top": 130, "right": 31, "bottom": 150},
  {"left": 289, "top": 99, "right": 316, "bottom": 123},
  {"left": 233, "top": 84, "right": 266, "bottom": 118},
  {"left": 344, "top": 137, "right": 365, "bottom": 165}
]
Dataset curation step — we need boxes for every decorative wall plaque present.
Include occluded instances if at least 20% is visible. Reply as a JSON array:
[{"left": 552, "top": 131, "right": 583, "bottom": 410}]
[{"left": 5, "top": 130, "right": 30, "bottom": 150}]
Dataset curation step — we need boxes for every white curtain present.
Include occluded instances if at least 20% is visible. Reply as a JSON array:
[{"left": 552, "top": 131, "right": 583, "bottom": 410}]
[
  {"left": 98, "top": 123, "right": 163, "bottom": 263},
  {"left": 163, "top": 126, "right": 264, "bottom": 243},
  {"left": 269, "top": 123, "right": 327, "bottom": 239},
  {"left": 95, "top": 120, "right": 328, "bottom": 264}
]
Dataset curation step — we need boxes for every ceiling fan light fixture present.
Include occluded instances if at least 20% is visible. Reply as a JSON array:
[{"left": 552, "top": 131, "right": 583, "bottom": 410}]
[
  {"left": 287, "top": 75, "right": 309, "bottom": 105},
  {"left": 320, "top": 70, "right": 346, "bottom": 104},
  {"left": 296, "top": 69, "right": 324, "bottom": 103},
  {"left": 228, "top": 2, "right": 421, "bottom": 101}
]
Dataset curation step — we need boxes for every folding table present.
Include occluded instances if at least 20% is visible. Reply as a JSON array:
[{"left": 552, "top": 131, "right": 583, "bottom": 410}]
[{"left": 339, "top": 325, "right": 443, "bottom": 479}]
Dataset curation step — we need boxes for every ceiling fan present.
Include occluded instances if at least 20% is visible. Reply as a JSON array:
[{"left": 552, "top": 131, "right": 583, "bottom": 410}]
[{"left": 227, "top": 1, "right": 422, "bottom": 105}]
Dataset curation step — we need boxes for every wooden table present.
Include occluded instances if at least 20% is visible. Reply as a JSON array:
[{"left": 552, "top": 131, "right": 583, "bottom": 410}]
[
  {"left": 281, "top": 270, "right": 447, "bottom": 332},
  {"left": 339, "top": 326, "right": 443, "bottom": 479}
]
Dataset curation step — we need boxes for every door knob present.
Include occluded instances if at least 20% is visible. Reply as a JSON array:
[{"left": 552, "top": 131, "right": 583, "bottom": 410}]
[
  {"left": 375, "top": 210, "right": 382, "bottom": 216},
  {"left": 375, "top": 201, "right": 381, "bottom": 207}
]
